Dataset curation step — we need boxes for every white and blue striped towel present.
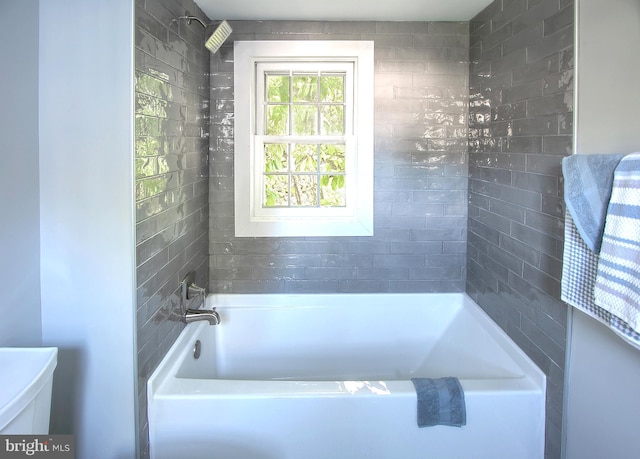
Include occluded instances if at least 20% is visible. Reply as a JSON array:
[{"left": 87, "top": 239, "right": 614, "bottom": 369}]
[{"left": 594, "top": 153, "right": 640, "bottom": 335}]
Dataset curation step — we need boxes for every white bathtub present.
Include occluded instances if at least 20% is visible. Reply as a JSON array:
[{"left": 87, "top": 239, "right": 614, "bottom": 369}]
[{"left": 148, "top": 293, "right": 545, "bottom": 459}]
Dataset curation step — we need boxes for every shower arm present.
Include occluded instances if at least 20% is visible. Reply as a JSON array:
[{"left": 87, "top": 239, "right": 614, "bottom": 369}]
[{"left": 174, "top": 15, "right": 207, "bottom": 28}]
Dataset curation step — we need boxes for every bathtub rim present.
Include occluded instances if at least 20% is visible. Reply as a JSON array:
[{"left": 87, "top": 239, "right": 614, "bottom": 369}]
[{"left": 148, "top": 293, "right": 546, "bottom": 399}]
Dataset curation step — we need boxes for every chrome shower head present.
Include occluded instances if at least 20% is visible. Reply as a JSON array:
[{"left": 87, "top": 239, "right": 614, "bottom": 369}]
[{"left": 205, "top": 20, "right": 232, "bottom": 54}]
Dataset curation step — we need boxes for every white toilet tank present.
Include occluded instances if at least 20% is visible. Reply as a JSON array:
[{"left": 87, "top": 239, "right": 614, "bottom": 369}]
[{"left": 0, "top": 347, "right": 58, "bottom": 434}]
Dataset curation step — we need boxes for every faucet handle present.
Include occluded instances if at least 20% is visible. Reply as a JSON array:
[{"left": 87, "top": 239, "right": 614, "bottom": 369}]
[
  {"left": 180, "top": 271, "right": 206, "bottom": 315},
  {"left": 187, "top": 282, "right": 206, "bottom": 299}
]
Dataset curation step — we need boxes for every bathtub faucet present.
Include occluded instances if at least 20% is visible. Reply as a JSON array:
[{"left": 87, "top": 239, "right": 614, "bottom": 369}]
[{"left": 185, "top": 307, "right": 221, "bottom": 325}]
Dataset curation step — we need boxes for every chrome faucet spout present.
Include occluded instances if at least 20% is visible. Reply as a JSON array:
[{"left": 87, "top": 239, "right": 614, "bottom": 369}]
[{"left": 185, "top": 308, "right": 221, "bottom": 325}]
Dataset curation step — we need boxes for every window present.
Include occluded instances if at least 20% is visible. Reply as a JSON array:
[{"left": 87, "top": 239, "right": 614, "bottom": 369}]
[{"left": 234, "top": 41, "right": 374, "bottom": 237}]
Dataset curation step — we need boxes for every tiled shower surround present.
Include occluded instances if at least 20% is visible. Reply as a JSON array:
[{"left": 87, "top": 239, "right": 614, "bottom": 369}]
[
  {"left": 209, "top": 21, "right": 470, "bottom": 293},
  {"left": 135, "top": 0, "right": 210, "bottom": 456},
  {"left": 467, "top": 0, "right": 573, "bottom": 457},
  {"left": 132, "top": 1, "right": 575, "bottom": 458}
]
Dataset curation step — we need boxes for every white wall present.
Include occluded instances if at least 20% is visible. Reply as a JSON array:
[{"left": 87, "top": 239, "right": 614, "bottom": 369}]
[
  {"left": 565, "top": 0, "right": 640, "bottom": 458},
  {"left": 39, "top": 1, "right": 137, "bottom": 458},
  {"left": 0, "top": 0, "right": 42, "bottom": 347},
  {"left": 565, "top": 311, "right": 640, "bottom": 459},
  {"left": 574, "top": 0, "right": 640, "bottom": 155}
]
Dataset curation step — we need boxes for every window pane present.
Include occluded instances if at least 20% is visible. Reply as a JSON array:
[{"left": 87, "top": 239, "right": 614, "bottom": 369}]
[
  {"left": 320, "top": 105, "right": 344, "bottom": 135},
  {"left": 320, "top": 175, "right": 346, "bottom": 207},
  {"left": 264, "top": 144, "right": 288, "bottom": 172},
  {"left": 320, "top": 75, "right": 344, "bottom": 102},
  {"left": 264, "top": 174, "right": 289, "bottom": 207},
  {"left": 320, "top": 144, "right": 345, "bottom": 172},
  {"left": 292, "top": 75, "right": 318, "bottom": 102},
  {"left": 266, "top": 105, "right": 289, "bottom": 135},
  {"left": 266, "top": 75, "right": 290, "bottom": 102},
  {"left": 290, "top": 175, "right": 318, "bottom": 206},
  {"left": 291, "top": 144, "right": 318, "bottom": 172},
  {"left": 292, "top": 105, "right": 318, "bottom": 135}
]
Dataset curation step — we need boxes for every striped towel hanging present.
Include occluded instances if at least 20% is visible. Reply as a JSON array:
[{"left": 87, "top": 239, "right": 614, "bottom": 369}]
[{"left": 594, "top": 153, "right": 640, "bottom": 335}]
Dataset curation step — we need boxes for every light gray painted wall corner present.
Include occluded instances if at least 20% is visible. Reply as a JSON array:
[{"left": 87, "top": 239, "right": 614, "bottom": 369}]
[{"left": 39, "top": 0, "right": 137, "bottom": 457}]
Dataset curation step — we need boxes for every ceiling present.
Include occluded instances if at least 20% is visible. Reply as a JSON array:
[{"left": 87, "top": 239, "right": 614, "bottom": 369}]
[{"left": 195, "top": 0, "right": 493, "bottom": 22}]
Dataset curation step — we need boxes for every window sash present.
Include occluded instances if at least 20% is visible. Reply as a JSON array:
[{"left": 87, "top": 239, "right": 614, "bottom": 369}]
[
  {"left": 255, "top": 62, "right": 355, "bottom": 137},
  {"left": 253, "top": 136, "right": 357, "bottom": 218},
  {"left": 261, "top": 140, "right": 348, "bottom": 208}
]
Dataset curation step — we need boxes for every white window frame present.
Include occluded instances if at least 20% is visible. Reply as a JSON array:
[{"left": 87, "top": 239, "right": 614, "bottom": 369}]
[{"left": 234, "top": 40, "right": 374, "bottom": 237}]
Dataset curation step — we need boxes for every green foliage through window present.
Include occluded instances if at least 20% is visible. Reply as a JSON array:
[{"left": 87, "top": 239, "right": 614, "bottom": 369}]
[
  {"left": 263, "top": 143, "right": 346, "bottom": 208},
  {"left": 262, "top": 71, "right": 347, "bottom": 209}
]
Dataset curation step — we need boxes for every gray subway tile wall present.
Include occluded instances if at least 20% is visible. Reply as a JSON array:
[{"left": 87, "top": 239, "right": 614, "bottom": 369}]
[
  {"left": 209, "top": 21, "right": 470, "bottom": 294},
  {"left": 467, "top": 1, "right": 573, "bottom": 458},
  {"left": 131, "top": 3, "right": 573, "bottom": 457},
  {"left": 135, "top": 0, "right": 210, "bottom": 456}
]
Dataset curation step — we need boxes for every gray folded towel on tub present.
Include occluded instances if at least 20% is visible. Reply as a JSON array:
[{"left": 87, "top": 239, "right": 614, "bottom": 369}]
[{"left": 410, "top": 377, "right": 466, "bottom": 428}]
